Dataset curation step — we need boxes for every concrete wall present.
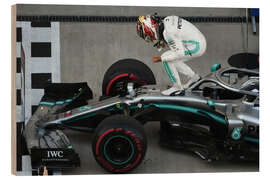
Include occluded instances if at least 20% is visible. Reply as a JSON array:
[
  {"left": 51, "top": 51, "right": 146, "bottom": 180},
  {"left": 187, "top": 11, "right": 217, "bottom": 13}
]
[
  {"left": 17, "top": 4, "right": 259, "bottom": 97},
  {"left": 16, "top": 4, "right": 246, "bottom": 16}
]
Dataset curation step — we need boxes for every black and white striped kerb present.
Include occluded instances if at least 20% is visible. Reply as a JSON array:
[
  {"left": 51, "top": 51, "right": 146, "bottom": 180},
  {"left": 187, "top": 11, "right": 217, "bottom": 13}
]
[
  {"left": 16, "top": 26, "right": 23, "bottom": 172},
  {"left": 16, "top": 27, "right": 22, "bottom": 105},
  {"left": 16, "top": 21, "right": 61, "bottom": 175},
  {"left": 17, "top": 58, "right": 21, "bottom": 73},
  {"left": 16, "top": 89, "right": 21, "bottom": 105},
  {"left": 17, "top": 27, "right": 22, "bottom": 42},
  {"left": 16, "top": 122, "right": 23, "bottom": 171},
  {"left": 16, "top": 122, "right": 29, "bottom": 171}
]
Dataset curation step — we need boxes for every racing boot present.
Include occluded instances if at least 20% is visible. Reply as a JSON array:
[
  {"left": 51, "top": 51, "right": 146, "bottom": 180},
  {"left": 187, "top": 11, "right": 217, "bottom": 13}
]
[{"left": 162, "top": 85, "right": 184, "bottom": 96}]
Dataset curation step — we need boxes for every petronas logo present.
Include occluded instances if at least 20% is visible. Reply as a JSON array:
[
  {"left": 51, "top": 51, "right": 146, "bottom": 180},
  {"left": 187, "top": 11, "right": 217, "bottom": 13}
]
[{"left": 231, "top": 127, "right": 243, "bottom": 140}]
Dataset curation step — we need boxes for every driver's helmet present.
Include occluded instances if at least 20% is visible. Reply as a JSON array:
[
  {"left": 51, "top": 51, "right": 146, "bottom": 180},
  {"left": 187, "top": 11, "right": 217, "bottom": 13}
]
[{"left": 137, "top": 15, "right": 158, "bottom": 43}]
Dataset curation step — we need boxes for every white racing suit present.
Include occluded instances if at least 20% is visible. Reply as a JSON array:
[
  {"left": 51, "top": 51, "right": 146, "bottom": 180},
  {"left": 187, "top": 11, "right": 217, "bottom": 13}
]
[{"left": 161, "top": 16, "right": 207, "bottom": 95}]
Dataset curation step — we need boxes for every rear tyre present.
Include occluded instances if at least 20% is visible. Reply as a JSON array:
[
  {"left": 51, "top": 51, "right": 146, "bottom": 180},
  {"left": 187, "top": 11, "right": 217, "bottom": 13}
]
[
  {"left": 102, "top": 59, "right": 156, "bottom": 96},
  {"left": 92, "top": 115, "right": 147, "bottom": 173}
]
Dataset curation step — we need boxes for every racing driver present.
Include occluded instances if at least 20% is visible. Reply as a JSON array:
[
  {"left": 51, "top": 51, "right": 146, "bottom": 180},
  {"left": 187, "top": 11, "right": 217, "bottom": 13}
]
[{"left": 137, "top": 14, "right": 207, "bottom": 95}]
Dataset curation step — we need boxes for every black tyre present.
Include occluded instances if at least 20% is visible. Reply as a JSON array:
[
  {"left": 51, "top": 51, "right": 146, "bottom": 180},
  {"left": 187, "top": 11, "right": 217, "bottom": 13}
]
[
  {"left": 102, "top": 59, "right": 156, "bottom": 96},
  {"left": 92, "top": 115, "right": 147, "bottom": 173},
  {"left": 228, "top": 53, "right": 259, "bottom": 70}
]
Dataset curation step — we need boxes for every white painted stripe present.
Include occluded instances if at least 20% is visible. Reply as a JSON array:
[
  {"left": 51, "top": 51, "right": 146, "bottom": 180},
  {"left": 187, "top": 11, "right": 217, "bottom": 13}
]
[
  {"left": 16, "top": 171, "right": 32, "bottom": 176},
  {"left": 31, "top": 89, "right": 44, "bottom": 105},
  {"left": 16, "top": 42, "right": 21, "bottom": 58},
  {"left": 30, "top": 57, "right": 52, "bottom": 61},
  {"left": 30, "top": 58, "right": 52, "bottom": 73},
  {"left": 16, "top": 73, "right": 22, "bottom": 89},
  {"left": 24, "top": 89, "right": 32, "bottom": 123},
  {"left": 22, "top": 155, "right": 32, "bottom": 172},
  {"left": 16, "top": 21, "right": 21, "bottom": 28},
  {"left": 16, "top": 105, "right": 24, "bottom": 123},
  {"left": 51, "top": 22, "right": 61, "bottom": 83},
  {"left": 19, "top": 21, "right": 31, "bottom": 28},
  {"left": 30, "top": 28, "right": 52, "bottom": 42},
  {"left": 21, "top": 23, "right": 33, "bottom": 124}
]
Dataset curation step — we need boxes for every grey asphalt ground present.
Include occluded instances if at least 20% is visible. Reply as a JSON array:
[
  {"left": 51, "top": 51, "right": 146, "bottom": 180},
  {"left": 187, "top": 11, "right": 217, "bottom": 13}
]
[{"left": 62, "top": 122, "right": 258, "bottom": 174}]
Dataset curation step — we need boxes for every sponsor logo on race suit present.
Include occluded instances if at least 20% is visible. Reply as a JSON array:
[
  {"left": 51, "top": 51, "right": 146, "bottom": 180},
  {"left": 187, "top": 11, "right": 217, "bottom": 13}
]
[{"left": 167, "top": 37, "right": 179, "bottom": 51}]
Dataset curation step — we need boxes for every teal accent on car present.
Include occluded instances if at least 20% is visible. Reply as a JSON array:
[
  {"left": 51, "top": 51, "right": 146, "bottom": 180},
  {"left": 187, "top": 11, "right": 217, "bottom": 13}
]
[
  {"left": 108, "top": 107, "right": 115, "bottom": 111},
  {"left": 40, "top": 98, "right": 73, "bottom": 106},
  {"left": 129, "top": 105, "right": 138, "bottom": 110},
  {"left": 162, "top": 61, "right": 176, "bottom": 83},
  {"left": 40, "top": 101, "right": 55, "bottom": 106},
  {"left": 67, "top": 112, "right": 97, "bottom": 123},
  {"left": 79, "top": 105, "right": 91, "bottom": 112},
  {"left": 103, "top": 135, "right": 134, "bottom": 165},
  {"left": 130, "top": 104, "right": 152, "bottom": 110},
  {"left": 106, "top": 103, "right": 225, "bottom": 124},
  {"left": 211, "top": 63, "right": 221, "bottom": 72},
  {"left": 231, "top": 127, "right": 243, "bottom": 140},
  {"left": 152, "top": 104, "right": 226, "bottom": 125},
  {"left": 143, "top": 104, "right": 151, "bottom": 108},
  {"left": 56, "top": 101, "right": 65, "bottom": 105},
  {"left": 65, "top": 99, "right": 72, "bottom": 103},
  {"left": 244, "top": 136, "right": 259, "bottom": 144},
  {"left": 66, "top": 103, "right": 225, "bottom": 124},
  {"left": 207, "top": 100, "right": 215, "bottom": 107},
  {"left": 182, "top": 40, "right": 200, "bottom": 56}
]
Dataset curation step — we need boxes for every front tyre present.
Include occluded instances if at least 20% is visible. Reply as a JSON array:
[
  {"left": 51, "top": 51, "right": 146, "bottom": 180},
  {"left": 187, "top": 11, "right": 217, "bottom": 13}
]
[{"left": 92, "top": 115, "right": 147, "bottom": 173}]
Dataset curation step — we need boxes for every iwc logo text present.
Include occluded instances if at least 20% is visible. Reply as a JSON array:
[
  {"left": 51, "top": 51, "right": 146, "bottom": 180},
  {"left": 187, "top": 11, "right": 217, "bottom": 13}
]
[{"left": 47, "top": 151, "right": 64, "bottom": 158}]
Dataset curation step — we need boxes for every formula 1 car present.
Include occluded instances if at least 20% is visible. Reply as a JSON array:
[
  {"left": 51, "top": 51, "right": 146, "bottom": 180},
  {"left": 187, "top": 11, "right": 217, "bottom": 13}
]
[{"left": 24, "top": 59, "right": 259, "bottom": 173}]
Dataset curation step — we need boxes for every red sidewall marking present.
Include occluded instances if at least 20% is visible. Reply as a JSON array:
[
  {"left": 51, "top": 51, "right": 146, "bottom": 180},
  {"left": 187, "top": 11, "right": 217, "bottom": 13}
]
[
  {"left": 97, "top": 156, "right": 114, "bottom": 172},
  {"left": 129, "top": 74, "right": 147, "bottom": 85},
  {"left": 96, "top": 128, "right": 114, "bottom": 155},
  {"left": 114, "top": 153, "right": 142, "bottom": 173},
  {"left": 106, "top": 73, "right": 129, "bottom": 95},
  {"left": 95, "top": 128, "right": 144, "bottom": 173}
]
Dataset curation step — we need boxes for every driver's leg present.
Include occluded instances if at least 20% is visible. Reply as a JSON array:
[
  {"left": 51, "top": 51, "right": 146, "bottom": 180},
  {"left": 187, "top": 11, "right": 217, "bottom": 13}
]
[
  {"left": 162, "top": 61, "right": 184, "bottom": 95},
  {"left": 175, "top": 61, "right": 200, "bottom": 89}
]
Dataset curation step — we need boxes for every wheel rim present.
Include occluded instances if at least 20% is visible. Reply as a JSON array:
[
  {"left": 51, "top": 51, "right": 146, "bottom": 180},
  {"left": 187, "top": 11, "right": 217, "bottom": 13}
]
[{"left": 103, "top": 135, "right": 134, "bottom": 165}]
